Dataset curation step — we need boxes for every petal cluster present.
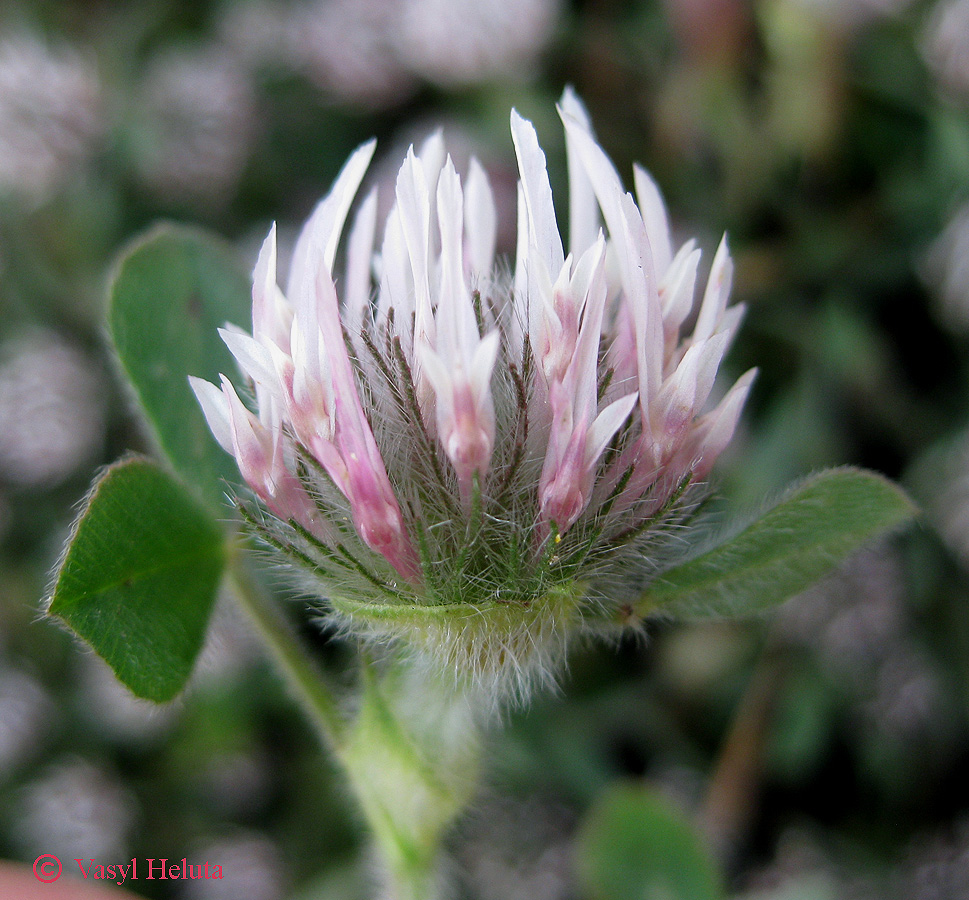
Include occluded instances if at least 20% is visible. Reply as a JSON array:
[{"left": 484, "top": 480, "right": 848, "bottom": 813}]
[{"left": 191, "top": 92, "right": 755, "bottom": 693}]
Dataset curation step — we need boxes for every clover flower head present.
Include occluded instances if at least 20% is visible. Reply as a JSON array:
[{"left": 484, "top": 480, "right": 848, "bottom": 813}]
[{"left": 191, "top": 91, "right": 755, "bottom": 703}]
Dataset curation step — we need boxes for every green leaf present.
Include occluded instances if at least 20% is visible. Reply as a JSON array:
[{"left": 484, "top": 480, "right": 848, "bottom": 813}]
[
  {"left": 637, "top": 467, "right": 916, "bottom": 620},
  {"left": 576, "top": 782, "right": 724, "bottom": 900},
  {"left": 109, "top": 223, "right": 252, "bottom": 512},
  {"left": 48, "top": 457, "right": 226, "bottom": 702}
]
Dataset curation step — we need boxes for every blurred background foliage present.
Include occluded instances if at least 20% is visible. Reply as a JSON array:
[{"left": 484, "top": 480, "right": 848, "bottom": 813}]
[{"left": 2, "top": 0, "right": 969, "bottom": 898}]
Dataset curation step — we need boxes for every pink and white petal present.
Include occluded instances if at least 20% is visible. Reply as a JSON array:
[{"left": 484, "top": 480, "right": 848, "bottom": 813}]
[
  {"left": 660, "top": 241, "right": 700, "bottom": 338},
  {"left": 687, "top": 330, "right": 731, "bottom": 414},
  {"left": 468, "top": 330, "right": 499, "bottom": 406},
  {"left": 633, "top": 164, "right": 673, "bottom": 275},
  {"left": 693, "top": 235, "right": 733, "bottom": 343},
  {"left": 558, "top": 112, "right": 629, "bottom": 253},
  {"left": 618, "top": 192, "right": 664, "bottom": 409},
  {"left": 376, "top": 207, "right": 414, "bottom": 331},
  {"left": 286, "top": 139, "right": 376, "bottom": 298},
  {"left": 692, "top": 368, "right": 757, "bottom": 478},
  {"left": 565, "top": 238, "right": 609, "bottom": 422},
  {"left": 190, "top": 376, "right": 234, "bottom": 454},
  {"left": 220, "top": 375, "right": 274, "bottom": 496},
  {"left": 436, "top": 157, "right": 477, "bottom": 357},
  {"left": 219, "top": 327, "right": 279, "bottom": 392},
  {"left": 418, "top": 342, "right": 455, "bottom": 416},
  {"left": 464, "top": 157, "right": 497, "bottom": 277},
  {"left": 417, "top": 130, "right": 447, "bottom": 206},
  {"left": 568, "top": 233, "right": 607, "bottom": 319},
  {"left": 252, "top": 224, "right": 284, "bottom": 347},
  {"left": 714, "top": 302, "right": 746, "bottom": 349},
  {"left": 584, "top": 392, "right": 638, "bottom": 470},
  {"left": 344, "top": 185, "right": 379, "bottom": 335},
  {"left": 511, "top": 109, "right": 564, "bottom": 280},
  {"left": 395, "top": 148, "right": 435, "bottom": 351},
  {"left": 559, "top": 87, "right": 600, "bottom": 259}
]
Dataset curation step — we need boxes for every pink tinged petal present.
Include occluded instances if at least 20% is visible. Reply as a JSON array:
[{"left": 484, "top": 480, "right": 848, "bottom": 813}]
[
  {"left": 604, "top": 295, "right": 639, "bottom": 393},
  {"left": 691, "top": 331, "right": 732, "bottom": 412},
  {"left": 540, "top": 382, "right": 636, "bottom": 535},
  {"left": 559, "top": 87, "right": 600, "bottom": 260},
  {"left": 252, "top": 224, "right": 277, "bottom": 335},
  {"left": 560, "top": 111, "right": 664, "bottom": 407},
  {"left": 288, "top": 266, "right": 335, "bottom": 448},
  {"left": 633, "top": 164, "right": 673, "bottom": 275},
  {"left": 585, "top": 392, "right": 638, "bottom": 470},
  {"left": 558, "top": 109, "right": 631, "bottom": 253},
  {"left": 715, "top": 303, "right": 746, "bottom": 349},
  {"left": 286, "top": 139, "right": 376, "bottom": 299},
  {"left": 510, "top": 181, "right": 529, "bottom": 358},
  {"left": 395, "top": 148, "right": 436, "bottom": 353},
  {"left": 264, "top": 341, "right": 300, "bottom": 430},
  {"left": 650, "top": 346, "right": 702, "bottom": 458},
  {"left": 693, "top": 235, "right": 733, "bottom": 343},
  {"left": 219, "top": 325, "right": 284, "bottom": 427},
  {"left": 312, "top": 263, "right": 420, "bottom": 581},
  {"left": 447, "top": 382, "right": 495, "bottom": 486},
  {"left": 691, "top": 368, "right": 757, "bottom": 479},
  {"left": 219, "top": 327, "right": 278, "bottom": 394},
  {"left": 252, "top": 224, "right": 289, "bottom": 351},
  {"left": 468, "top": 330, "right": 500, "bottom": 408},
  {"left": 344, "top": 185, "right": 379, "bottom": 336},
  {"left": 420, "top": 331, "right": 498, "bottom": 500},
  {"left": 190, "top": 376, "right": 234, "bottom": 454},
  {"left": 464, "top": 157, "right": 497, "bottom": 277},
  {"left": 417, "top": 130, "right": 447, "bottom": 203},
  {"left": 218, "top": 376, "right": 318, "bottom": 530},
  {"left": 511, "top": 109, "right": 565, "bottom": 283},
  {"left": 617, "top": 192, "right": 664, "bottom": 411},
  {"left": 220, "top": 375, "right": 273, "bottom": 492},
  {"left": 654, "top": 332, "right": 731, "bottom": 440},
  {"left": 436, "top": 157, "right": 477, "bottom": 358},
  {"left": 540, "top": 425, "right": 591, "bottom": 534},
  {"left": 341, "top": 448, "right": 421, "bottom": 582},
  {"left": 376, "top": 207, "right": 413, "bottom": 331},
  {"left": 251, "top": 225, "right": 295, "bottom": 359},
  {"left": 537, "top": 258, "right": 577, "bottom": 388},
  {"left": 660, "top": 241, "right": 700, "bottom": 343},
  {"left": 565, "top": 236, "right": 609, "bottom": 420}
]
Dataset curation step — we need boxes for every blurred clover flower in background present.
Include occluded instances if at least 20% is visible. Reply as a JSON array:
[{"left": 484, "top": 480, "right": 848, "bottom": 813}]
[
  {"left": 190, "top": 92, "right": 756, "bottom": 702},
  {"left": 0, "top": 33, "right": 103, "bottom": 203},
  {"left": 133, "top": 45, "right": 258, "bottom": 206},
  {"left": 923, "top": 0, "right": 969, "bottom": 98},
  {"left": 218, "top": 0, "right": 561, "bottom": 108},
  {"left": 0, "top": 331, "right": 107, "bottom": 488}
]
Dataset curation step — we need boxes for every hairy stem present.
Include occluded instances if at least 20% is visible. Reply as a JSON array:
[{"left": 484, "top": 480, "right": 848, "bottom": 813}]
[
  {"left": 226, "top": 544, "right": 346, "bottom": 748},
  {"left": 227, "top": 543, "right": 477, "bottom": 900}
]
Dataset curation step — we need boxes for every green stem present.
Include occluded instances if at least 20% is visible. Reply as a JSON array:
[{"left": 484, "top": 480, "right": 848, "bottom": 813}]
[
  {"left": 227, "top": 546, "right": 480, "bottom": 900},
  {"left": 226, "top": 549, "right": 346, "bottom": 748}
]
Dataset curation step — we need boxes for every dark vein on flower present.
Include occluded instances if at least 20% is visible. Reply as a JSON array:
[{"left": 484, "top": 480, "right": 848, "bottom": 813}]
[
  {"left": 238, "top": 503, "right": 330, "bottom": 577},
  {"left": 611, "top": 473, "right": 694, "bottom": 547},
  {"left": 390, "top": 334, "right": 457, "bottom": 515},
  {"left": 333, "top": 543, "right": 402, "bottom": 597}
]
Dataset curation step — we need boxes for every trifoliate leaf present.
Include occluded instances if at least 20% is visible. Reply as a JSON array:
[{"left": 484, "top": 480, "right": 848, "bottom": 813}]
[
  {"left": 48, "top": 456, "right": 225, "bottom": 702},
  {"left": 109, "top": 223, "right": 251, "bottom": 513},
  {"left": 638, "top": 467, "right": 916, "bottom": 620}
]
